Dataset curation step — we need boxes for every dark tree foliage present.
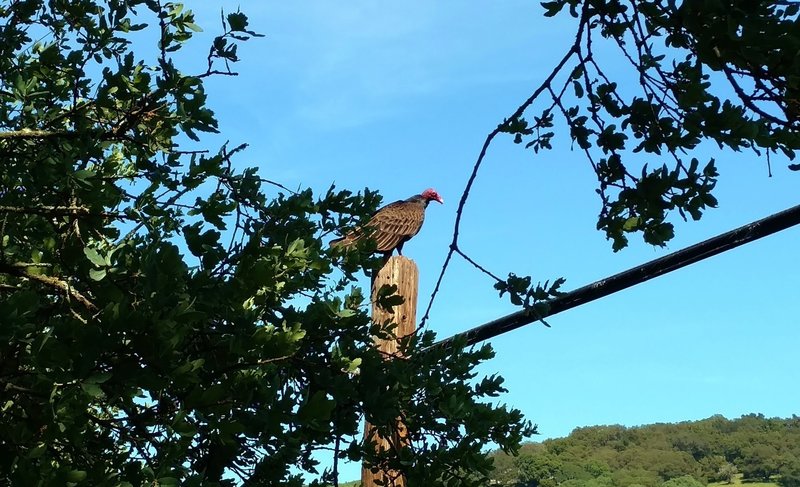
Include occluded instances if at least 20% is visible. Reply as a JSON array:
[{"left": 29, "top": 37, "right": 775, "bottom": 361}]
[
  {"left": 488, "top": 414, "right": 800, "bottom": 487},
  {"left": 739, "top": 445, "right": 780, "bottom": 481},
  {"left": 779, "top": 461, "right": 800, "bottom": 487},
  {"left": 0, "top": 2, "right": 533, "bottom": 486}
]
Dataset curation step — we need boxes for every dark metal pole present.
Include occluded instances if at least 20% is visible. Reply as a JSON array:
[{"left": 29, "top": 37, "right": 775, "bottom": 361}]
[{"left": 433, "top": 203, "right": 800, "bottom": 349}]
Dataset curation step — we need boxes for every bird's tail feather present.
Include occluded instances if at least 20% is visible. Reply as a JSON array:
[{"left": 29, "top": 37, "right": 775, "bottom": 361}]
[{"left": 329, "top": 233, "right": 359, "bottom": 249}]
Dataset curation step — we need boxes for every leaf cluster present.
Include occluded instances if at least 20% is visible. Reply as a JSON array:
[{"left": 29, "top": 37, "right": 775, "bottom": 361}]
[
  {"left": 504, "top": 0, "right": 800, "bottom": 250},
  {"left": 493, "top": 275, "right": 567, "bottom": 327}
]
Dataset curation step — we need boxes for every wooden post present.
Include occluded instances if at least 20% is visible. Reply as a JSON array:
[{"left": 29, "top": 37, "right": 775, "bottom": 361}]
[{"left": 362, "top": 256, "right": 418, "bottom": 487}]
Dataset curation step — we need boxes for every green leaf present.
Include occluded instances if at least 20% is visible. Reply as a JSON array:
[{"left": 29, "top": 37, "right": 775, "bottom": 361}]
[
  {"left": 541, "top": 0, "right": 566, "bottom": 17},
  {"left": 83, "top": 247, "right": 106, "bottom": 267},
  {"left": 89, "top": 268, "right": 107, "bottom": 281},
  {"left": 200, "top": 384, "right": 228, "bottom": 404},
  {"left": 80, "top": 382, "right": 103, "bottom": 398},
  {"left": 344, "top": 357, "right": 362, "bottom": 373},
  {"left": 173, "top": 420, "right": 196, "bottom": 438},
  {"left": 27, "top": 442, "right": 46, "bottom": 459},
  {"left": 73, "top": 169, "right": 95, "bottom": 180},
  {"left": 573, "top": 80, "right": 584, "bottom": 98},
  {"left": 298, "top": 391, "right": 336, "bottom": 423},
  {"left": 65, "top": 470, "right": 87, "bottom": 482},
  {"left": 622, "top": 216, "right": 640, "bottom": 231},
  {"left": 227, "top": 12, "right": 249, "bottom": 31},
  {"left": 337, "top": 308, "right": 356, "bottom": 318}
]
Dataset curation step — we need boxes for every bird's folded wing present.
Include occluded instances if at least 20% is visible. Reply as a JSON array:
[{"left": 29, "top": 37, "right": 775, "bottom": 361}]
[{"left": 365, "top": 202, "right": 425, "bottom": 251}]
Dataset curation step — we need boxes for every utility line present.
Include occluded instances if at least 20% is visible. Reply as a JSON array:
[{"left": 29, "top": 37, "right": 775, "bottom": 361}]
[{"left": 432, "top": 203, "right": 800, "bottom": 349}]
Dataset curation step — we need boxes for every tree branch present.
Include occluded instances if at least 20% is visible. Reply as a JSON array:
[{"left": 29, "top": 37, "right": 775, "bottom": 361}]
[
  {"left": 722, "top": 66, "right": 788, "bottom": 126},
  {"left": 0, "top": 129, "right": 73, "bottom": 140},
  {"left": 0, "top": 205, "right": 127, "bottom": 219},
  {"left": 0, "top": 262, "right": 98, "bottom": 311},
  {"left": 420, "top": 8, "right": 589, "bottom": 328}
]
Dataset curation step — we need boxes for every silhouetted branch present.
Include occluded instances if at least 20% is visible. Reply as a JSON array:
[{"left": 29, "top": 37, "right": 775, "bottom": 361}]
[
  {"left": 420, "top": 6, "right": 590, "bottom": 328},
  {"left": 0, "top": 205, "right": 126, "bottom": 219}
]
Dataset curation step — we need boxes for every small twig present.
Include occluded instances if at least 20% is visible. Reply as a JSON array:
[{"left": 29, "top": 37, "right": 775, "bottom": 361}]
[
  {"left": 168, "top": 149, "right": 210, "bottom": 155},
  {"left": 214, "top": 354, "right": 293, "bottom": 376},
  {"left": 453, "top": 248, "right": 503, "bottom": 283},
  {"left": 196, "top": 70, "right": 239, "bottom": 79},
  {"left": 156, "top": 0, "right": 171, "bottom": 81},
  {"left": 256, "top": 177, "right": 298, "bottom": 195},
  {"left": 332, "top": 430, "right": 341, "bottom": 487},
  {"left": 546, "top": 81, "right": 614, "bottom": 198},
  {"left": 722, "top": 66, "right": 787, "bottom": 126},
  {"left": 0, "top": 212, "right": 8, "bottom": 262},
  {"left": 2, "top": 382, "right": 44, "bottom": 396},
  {"left": 70, "top": 308, "right": 88, "bottom": 324},
  {"left": 9, "top": 262, "right": 53, "bottom": 268},
  {"left": 767, "top": 151, "right": 773, "bottom": 177}
]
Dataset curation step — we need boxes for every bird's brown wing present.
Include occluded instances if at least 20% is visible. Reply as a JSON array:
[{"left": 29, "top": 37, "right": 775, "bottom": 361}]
[
  {"left": 332, "top": 200, "right": 425, "bottom": 252},
  {"left": 364, "top": 200, "right": 426, "bottom": 252}
]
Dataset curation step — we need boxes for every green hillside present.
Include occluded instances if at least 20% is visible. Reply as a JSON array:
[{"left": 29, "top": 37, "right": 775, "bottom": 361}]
[
  {"left": 488, "top": 414, "right": 800, "bottom": 487},
  {"left": 338, "top": 415, "right": 800, "bottom": 486}
]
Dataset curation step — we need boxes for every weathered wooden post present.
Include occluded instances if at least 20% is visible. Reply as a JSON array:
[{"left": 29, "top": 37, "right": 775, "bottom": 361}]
[{"left": 362, "top": 256, "right": 418, "bottom": 487}]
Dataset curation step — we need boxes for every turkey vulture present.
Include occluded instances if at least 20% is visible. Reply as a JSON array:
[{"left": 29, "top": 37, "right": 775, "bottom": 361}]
[{"left": 330, "top": 188, "right": 444, "bottom": 255}]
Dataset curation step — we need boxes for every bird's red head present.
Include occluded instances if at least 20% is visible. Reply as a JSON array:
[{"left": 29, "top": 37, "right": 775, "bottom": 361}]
[{"left": 421, "top": 188, "right": 444, "bottom": 204}]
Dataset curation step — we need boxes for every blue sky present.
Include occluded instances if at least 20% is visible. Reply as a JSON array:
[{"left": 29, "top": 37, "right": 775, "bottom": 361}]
[{"left": 182, "top": 1, "right": 797, "bottom": 479}]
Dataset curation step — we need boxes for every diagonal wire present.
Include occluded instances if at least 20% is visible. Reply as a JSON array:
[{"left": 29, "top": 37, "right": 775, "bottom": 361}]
[{"left": 431, "top": 203, "right": 800, "bottom": 350}]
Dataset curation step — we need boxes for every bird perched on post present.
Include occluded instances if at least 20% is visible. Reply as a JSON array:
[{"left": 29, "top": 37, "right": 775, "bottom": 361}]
[{"left": 330, "top": 188, "right": 444, "bottom": 256}]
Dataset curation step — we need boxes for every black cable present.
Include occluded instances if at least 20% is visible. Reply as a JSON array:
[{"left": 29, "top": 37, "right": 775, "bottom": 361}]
[{"left": 432, "top": 203, "right": 800, "bottom": 349}]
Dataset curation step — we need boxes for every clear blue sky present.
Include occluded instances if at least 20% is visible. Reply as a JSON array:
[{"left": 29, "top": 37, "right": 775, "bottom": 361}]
[{"left": 182, "top": 1, "right": 797, "bottom": 479}]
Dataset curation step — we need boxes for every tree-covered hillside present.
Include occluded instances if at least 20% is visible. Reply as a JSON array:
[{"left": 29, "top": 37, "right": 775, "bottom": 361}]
[{"left": 489, "top": 414, "right": 800, "bottom": 487}]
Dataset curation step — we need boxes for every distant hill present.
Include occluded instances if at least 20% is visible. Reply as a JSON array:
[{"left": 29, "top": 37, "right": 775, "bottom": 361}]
[
  {"left": 488, "top": 414, "right": 800, "bottom": 487},
  {"left": 335, "top": 415, "right": 800, "bottom": 487}
]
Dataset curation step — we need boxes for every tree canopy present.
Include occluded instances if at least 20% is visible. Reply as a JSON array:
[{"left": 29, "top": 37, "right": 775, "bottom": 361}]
[{"left": 0, "top": 2, "right": 530, "bottom": 486}]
